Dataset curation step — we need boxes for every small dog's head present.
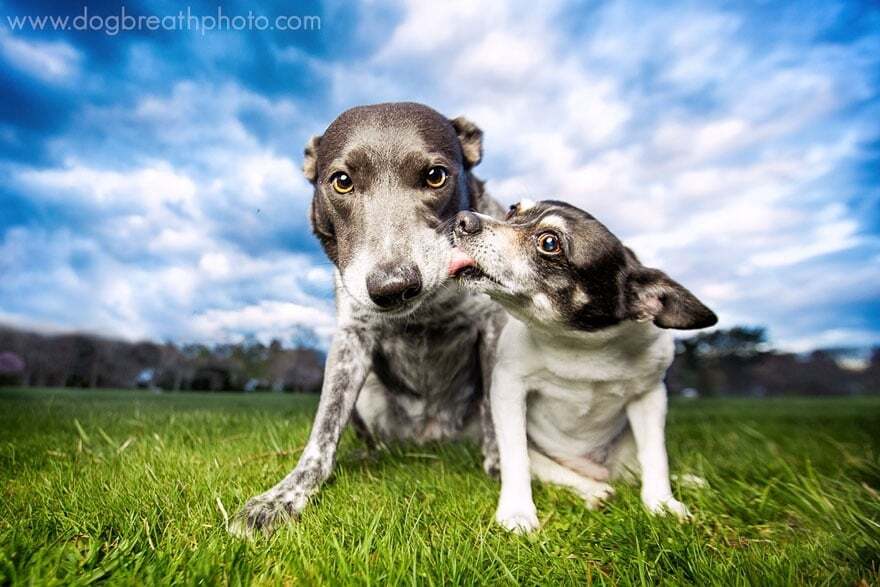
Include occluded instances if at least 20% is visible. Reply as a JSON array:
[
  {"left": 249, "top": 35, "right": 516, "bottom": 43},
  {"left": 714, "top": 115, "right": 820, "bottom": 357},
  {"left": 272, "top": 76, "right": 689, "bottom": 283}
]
[
  {"left": 305, "top": 102, "right": 485, "bottom": 318},
  {"left": 449, "top": 200, "right": 717, "bottom": 331}
]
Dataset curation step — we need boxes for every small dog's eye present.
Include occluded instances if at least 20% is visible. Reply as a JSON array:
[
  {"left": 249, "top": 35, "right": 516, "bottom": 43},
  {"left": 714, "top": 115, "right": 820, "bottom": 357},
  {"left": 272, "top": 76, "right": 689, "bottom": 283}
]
[
  {"left": 425, "top": 166, "right": 448, "bottom": 188},
  {"left": 537, "top": 232, "right": 561, "bottom": 254},
  {"left": 330, "top": 172, "right": 353, "bottom": 194},
  {"left": 505, "top": 204, "right": 518, "bottom": 220}
]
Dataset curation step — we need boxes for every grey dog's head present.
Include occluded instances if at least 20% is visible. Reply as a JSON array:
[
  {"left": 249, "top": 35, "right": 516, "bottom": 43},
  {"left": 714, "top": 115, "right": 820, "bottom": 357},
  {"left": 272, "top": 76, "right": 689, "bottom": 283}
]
[
  {"left": 449, "top": 200, "right": 717, "bottom": 332},
  {"left": 305, "top": 102, "right": 485, "bottom": 317}
]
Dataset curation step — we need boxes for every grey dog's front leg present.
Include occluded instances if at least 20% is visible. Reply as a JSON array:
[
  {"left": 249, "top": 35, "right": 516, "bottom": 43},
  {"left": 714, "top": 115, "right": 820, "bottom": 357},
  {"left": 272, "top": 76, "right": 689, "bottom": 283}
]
[
  {"left": 229, "top": 325, "right": 372, "bottom": 537},
  {"left": 478, "top": 311, "right": 506, "bottom": 477}
]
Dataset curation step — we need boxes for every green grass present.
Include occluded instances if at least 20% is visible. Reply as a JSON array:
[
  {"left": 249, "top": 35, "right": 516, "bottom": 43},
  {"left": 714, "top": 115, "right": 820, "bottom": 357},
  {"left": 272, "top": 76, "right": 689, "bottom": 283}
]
[{"left": 1, "top": 388, "right": 878, "bottom": 585}]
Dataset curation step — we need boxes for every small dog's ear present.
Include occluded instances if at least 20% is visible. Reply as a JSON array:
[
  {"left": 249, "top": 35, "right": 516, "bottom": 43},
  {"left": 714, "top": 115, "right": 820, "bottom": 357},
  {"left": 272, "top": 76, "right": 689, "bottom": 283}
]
[
  {"left": 627, "top": 268, "right": 717, "bottom": 330},
  {"left": 303, "top": 134, "right": 322, "bottom": 183},
  {"left": 450, "top": 116, "right": 483, "bottom": 168}
]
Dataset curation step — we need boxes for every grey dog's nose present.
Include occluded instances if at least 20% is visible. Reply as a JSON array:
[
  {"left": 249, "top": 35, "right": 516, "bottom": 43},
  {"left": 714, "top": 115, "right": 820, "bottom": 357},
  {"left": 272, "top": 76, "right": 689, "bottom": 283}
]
[
  {"left": 366, "top": 262, "right": 423, "bottom": 309},
  {"left": 455, "top": 211, "right": 482, "bottom": 235}
]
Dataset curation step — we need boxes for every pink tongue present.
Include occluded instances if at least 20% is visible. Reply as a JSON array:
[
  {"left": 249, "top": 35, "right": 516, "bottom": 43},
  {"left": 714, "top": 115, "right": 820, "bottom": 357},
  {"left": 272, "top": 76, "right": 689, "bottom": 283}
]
[{"left": 448, "top": 247, "right": 476, "bottom": 277}]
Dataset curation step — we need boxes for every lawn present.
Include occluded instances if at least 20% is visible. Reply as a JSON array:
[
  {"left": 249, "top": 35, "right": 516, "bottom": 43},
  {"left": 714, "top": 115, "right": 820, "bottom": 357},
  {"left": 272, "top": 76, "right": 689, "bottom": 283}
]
[{"left": 1, "top": 388, "right": 878, "bottom": 585}]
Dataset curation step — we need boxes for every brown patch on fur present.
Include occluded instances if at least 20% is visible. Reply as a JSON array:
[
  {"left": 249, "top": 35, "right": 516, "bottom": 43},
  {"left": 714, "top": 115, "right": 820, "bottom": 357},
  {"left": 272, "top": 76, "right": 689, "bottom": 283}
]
[{"left": 554, "top": 455, "right": 611, "bottom": 481}]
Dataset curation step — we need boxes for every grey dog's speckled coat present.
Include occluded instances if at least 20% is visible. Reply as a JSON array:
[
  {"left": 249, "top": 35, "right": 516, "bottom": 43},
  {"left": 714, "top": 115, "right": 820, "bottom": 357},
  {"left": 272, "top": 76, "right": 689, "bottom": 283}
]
[{"left": 229, "top": 103, "right": 507, "bottom": 536}]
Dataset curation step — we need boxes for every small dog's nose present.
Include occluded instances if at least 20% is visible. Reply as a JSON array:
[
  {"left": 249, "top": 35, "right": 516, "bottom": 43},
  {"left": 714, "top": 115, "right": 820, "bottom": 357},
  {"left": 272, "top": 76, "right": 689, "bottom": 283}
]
[
  {"left": 366, "top": 263, "right": 423, "bottom": 309},
  {"left": 455, "top": 211, "right": 482, "bottom": 235}
]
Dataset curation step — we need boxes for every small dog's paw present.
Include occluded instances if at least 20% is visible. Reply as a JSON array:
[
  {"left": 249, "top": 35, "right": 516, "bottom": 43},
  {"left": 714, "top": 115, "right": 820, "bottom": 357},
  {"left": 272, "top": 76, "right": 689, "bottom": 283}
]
[
  {"left": 495, "top": 501, "right": 539, "bottom": 533},
  {"left": 227, "top": 491, "right": 308, "bottom": 538},
  {"left": 644, "top": 496, "right": 691, "bottom": 520},
  {"left": 579, "top": 482, "right": 615, "bottom": 510}
]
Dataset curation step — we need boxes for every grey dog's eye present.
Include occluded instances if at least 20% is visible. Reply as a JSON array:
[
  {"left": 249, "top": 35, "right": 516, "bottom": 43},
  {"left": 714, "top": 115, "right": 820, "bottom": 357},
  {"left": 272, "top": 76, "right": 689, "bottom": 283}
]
[
  {"left": 425, "top": 166, "right": 448, "bottom": 188},
  {"left": 537, "top": 232, "right": 561, "bottom": 254},
  {"left": 330, "top": 172, "right": 353, "bottom": 194}
]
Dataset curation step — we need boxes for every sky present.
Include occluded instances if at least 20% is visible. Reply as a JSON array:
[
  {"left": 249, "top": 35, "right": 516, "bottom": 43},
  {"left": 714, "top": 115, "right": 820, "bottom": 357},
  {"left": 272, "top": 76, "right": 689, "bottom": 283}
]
[{"left": 0, "top": 0, "right": 878, "bottom": 352}]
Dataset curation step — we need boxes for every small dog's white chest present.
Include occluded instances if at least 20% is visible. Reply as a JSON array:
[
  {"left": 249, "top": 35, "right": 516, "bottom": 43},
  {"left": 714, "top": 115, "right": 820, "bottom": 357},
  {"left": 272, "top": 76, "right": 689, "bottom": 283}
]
[{"left": 525, "top": 375, "right": 631, "bottom": 439}]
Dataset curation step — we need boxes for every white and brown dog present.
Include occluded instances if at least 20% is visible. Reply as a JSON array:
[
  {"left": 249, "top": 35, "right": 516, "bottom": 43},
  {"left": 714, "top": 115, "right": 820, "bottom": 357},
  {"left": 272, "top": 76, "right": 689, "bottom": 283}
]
[{"left": 449, "top": 199, "right": 717, "bottom": 532}]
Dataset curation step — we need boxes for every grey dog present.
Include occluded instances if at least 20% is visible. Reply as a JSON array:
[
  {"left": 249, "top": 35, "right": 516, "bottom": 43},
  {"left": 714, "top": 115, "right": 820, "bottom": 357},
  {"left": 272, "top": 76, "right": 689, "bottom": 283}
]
[{"left": 229, "top": 102, "right": 507, "bottom": 536}]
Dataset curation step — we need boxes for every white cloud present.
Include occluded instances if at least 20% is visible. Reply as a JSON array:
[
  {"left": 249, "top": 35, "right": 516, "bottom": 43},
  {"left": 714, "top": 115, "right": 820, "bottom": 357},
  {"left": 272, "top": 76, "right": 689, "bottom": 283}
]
[
  {"left": 376, "top": 0, "right": 507, "bottom": 57},
  {"left": 191, "top": 301, "right": 336, "bottom": 347},
  {"left": 0, "top": 30, "right": 80, "bottom": 82},
  {"left": 199, "top": 252, "right": 232, "bottom": 279},
  {"left": 3, "top": 78, "right": 335, "bottom": 346},
  {"left": 783, "top": 329, "right": 880, "bottom": 354},
  {"left": 749, "top": 217, "right": 860, "bottom": 268},
  {"left": 18, "top": 162, "right": 198, "bottom": 212},
  {"left": 0, "top": 222, "right": 336, "bottom": 344}
]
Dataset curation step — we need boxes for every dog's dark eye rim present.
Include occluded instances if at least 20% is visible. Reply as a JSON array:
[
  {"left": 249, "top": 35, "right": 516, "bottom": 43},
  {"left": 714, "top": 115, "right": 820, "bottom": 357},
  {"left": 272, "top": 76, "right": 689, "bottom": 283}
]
[
  {"left": 536, "top": 231, "right": 562, "bottom": 254},
  {"left": 425, "top": 166, "right": 449, "bottom": 188},
  {"left": 329, "top": 171, "right": 354, "bottom": 193}
]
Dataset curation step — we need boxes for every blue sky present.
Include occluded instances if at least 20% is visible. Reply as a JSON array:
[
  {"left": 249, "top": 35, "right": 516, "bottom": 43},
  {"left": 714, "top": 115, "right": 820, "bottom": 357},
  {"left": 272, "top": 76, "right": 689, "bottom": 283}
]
[{"left": 0, "top": 0, "right": 878, "bottom": 351}]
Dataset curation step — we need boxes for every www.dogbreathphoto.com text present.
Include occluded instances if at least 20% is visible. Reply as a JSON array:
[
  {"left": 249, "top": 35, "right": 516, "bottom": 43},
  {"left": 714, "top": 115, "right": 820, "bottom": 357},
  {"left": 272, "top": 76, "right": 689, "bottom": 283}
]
[{"left": 5, "top": 5, "right": 321, "bottom": 36}]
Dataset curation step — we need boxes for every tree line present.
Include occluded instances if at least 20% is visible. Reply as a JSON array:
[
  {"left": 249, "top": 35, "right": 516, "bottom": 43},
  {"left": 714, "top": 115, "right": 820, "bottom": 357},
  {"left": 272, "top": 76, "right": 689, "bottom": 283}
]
[
  {"left": 666, "top": 327, "right": 879, "bottom": 396},
  {"left": 0, "top": 325, "right": 324, "bottom": 392},
  {"left": 0, "top": 324, "right": 877, "bottom": 396}
]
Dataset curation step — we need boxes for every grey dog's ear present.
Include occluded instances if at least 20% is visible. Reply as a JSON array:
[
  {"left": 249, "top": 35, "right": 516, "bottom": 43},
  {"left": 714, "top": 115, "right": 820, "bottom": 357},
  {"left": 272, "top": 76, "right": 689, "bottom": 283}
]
[
  {"left": 626, "top": 267, "right": 717, "bottom": 330},
  {"left": 303, "top": 134, "right": 322, "bottom": 183},
  {"left": 304, "top": 134, "right": 337, "bottom": 259},
  {"left": 450, "top": 116, "right": 483, "bottom": 168},
  {"left": 309, "top": 193, "right": 337, "bottom": 261}
]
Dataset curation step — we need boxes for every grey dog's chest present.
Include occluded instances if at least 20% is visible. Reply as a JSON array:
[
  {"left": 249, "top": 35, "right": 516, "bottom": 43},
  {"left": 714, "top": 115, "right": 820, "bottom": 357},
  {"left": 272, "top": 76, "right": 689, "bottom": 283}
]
[
  {"left": 372, "top": 305, "right": 484, "bottom": 403},
  {"left": 354, "top": 294, "right": 495, "bottom": 443}
]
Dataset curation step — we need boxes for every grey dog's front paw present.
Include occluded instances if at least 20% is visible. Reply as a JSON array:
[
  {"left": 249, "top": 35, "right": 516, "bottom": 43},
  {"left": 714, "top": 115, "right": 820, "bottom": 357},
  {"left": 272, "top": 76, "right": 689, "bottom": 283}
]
[
  {"left": 227, "top": 491, "right": 308, "bottom": 538},
  {"left": 482, "top": 453, "right": 500, "bottom": 478},
  {"left": 481, "top": 438, "right": 501, "bottom": 478}
]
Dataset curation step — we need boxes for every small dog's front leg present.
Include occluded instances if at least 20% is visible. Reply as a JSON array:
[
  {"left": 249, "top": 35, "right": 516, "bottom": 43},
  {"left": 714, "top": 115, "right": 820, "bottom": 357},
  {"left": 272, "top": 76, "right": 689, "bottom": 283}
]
[
  {"left": 491, "top": 363, "right": 538, "bottom": 533},
  {"left": 625, "top": 384, "right": 690, "bottom": 519},
  {"left": 229, "top": 325, "right": 372, "bottom": 537}
]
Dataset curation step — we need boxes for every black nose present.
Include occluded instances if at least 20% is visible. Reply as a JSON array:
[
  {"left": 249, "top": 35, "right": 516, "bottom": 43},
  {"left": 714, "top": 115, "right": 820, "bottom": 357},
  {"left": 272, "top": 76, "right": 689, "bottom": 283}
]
[
  {"left": 455, "top": 211, "right": 482, "bottom": 235},
  {"left": 366, "top": 263, "right": 423, "bottom": 309}
]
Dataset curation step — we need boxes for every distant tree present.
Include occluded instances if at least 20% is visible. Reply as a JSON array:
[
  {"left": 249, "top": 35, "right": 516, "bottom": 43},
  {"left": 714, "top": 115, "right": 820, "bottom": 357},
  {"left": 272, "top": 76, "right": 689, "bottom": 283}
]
[
  {"left": 0, "top": 351, "right": 25, "bottom": 386},
  {"left": 693, "top": 327, "right": 767, "bottom": 358},
  {"left": 670, "top": 327, "right": 769, "bottom": 396},
  {"left": 290, "top": 327, "right": 321, "bottom": 351},
  {"left": 233, "top": 336, "right": 269, "bottom": 382},
  {"left": 865, "top": 347, "right": 880, "bottom": 394},
  {"left": 266, "top": 342, "right": 324, "bottom": 392},
  {"left": 155, "top": 343, "right": 190, "bottom": 391}
]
